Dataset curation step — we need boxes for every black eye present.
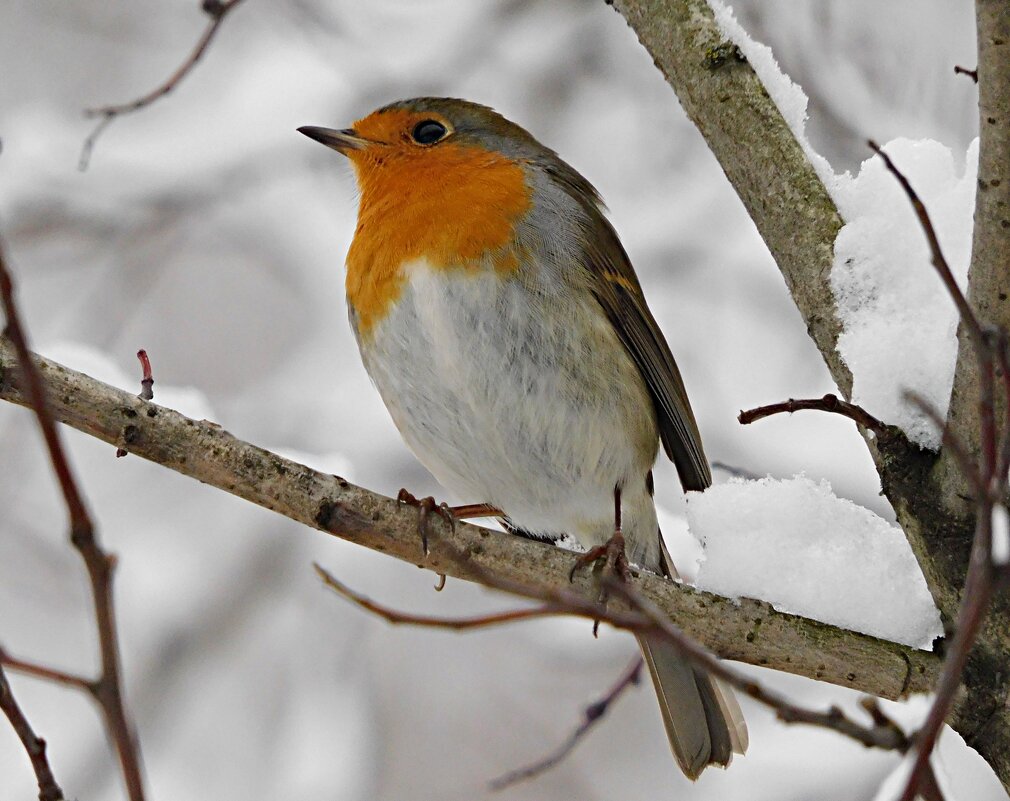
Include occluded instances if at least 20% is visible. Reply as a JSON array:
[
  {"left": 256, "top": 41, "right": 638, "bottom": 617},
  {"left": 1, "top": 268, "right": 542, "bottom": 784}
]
[{"left": 411, "top": 120, "right": 448, "bottom": 145}]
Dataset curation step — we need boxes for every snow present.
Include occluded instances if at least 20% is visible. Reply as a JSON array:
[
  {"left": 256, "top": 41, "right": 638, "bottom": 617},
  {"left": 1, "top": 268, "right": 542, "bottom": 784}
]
[
  {"left": 711, "top": 2, "right": 979, "bottom": 451},
  {"left": 689, "top": 476, "right": 942, "bottom": 648},
  {"left": 831, "top": 139, "right": 979, "bottom": 449}
]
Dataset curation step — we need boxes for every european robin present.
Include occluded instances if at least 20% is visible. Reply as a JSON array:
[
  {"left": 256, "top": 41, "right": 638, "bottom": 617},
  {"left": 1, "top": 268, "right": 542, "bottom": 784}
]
[{"left": 299, "top": 97, "right": 748, "bottom": 779}]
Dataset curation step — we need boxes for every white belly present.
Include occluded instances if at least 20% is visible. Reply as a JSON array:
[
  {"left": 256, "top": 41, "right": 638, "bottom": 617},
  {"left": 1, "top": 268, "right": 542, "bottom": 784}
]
[{"left": 354, "top": 259, "right": 662, "bottom": 566}]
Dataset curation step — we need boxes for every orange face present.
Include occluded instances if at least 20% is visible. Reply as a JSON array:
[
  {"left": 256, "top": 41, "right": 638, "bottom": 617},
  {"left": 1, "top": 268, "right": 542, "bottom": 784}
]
[{"left": 342, "top": 108, "right": 532, "bottom": 334}]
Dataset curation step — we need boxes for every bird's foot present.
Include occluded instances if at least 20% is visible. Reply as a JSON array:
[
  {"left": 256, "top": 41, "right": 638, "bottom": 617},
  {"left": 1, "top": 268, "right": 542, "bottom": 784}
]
[
  {"left": 397, "top": 489, "right": 456, "bottom": 556},
  {"left": 568, "top": 530, "right": 631, "bottom": 592}
]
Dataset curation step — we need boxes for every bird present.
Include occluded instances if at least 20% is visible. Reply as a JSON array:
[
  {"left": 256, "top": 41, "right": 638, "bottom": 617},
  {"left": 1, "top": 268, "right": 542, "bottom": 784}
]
[{"left": 298, "top": 97, "right": 747, "bottom": 779}]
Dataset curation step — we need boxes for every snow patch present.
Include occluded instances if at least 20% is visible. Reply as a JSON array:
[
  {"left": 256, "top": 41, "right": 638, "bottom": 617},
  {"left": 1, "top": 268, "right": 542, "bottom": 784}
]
[
  {"left": 689, "top": 476, "right": 942, "bottom": 648},
  {"left": 831, "top": 139, "right": 978, "bottom": 449}
]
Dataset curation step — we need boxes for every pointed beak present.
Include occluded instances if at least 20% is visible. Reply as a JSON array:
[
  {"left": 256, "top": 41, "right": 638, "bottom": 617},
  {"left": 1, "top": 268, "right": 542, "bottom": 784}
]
[{"left": 297, "top": 125, "right": 370, "bottom": 155}]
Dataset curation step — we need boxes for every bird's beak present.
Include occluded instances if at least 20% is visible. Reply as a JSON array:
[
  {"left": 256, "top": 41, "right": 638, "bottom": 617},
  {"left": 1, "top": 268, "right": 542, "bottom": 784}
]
[{"left": 297, "top": 125, "right": 370, "bottom": 155}]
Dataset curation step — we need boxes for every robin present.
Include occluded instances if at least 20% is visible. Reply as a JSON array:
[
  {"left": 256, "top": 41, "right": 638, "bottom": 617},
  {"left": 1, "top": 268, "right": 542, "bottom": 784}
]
[{"left": 299, "top": 97, "right": 747, "bottom": 779}]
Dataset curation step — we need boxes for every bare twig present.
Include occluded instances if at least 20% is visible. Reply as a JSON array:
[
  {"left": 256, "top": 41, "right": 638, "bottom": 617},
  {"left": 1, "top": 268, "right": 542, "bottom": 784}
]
[
  {"left": 136, "top": 349, "right": 154, "bottom": 401},
  {"left": 739, "top": 392, "right": 887, "bottom": 436},
  {"left": 954, "top": 65, "right": 979, "bottom": 83},
  {"left": 0, "top": 648, "right": 93, "bottom": 694},
  {"left": 316, "top": 556, "right": 911, "bottom": 756},
  {"left": 79, "top": 0, "right": 249, "bottom": 170},
  {"left": 869, "top": 143, "right": 999, "bottom": 801},
  {"left": 0, "top": 244, "right": 146, "bottom": 801},
  {"left": 117, "top": 349, "right": 155, "bottom": 457},
  {"left": 904, "top": 391, "right": 985, "bottom": 499},
  {"left": 603, "top": 578, "right": 910, "bottom": 752},
  {"left": 489, "top": 658, "right": 645, "bottom": 791},
  {"left": 314, "top": 564, "right": 562, "bottom": 629},
  {"left": 711, "top": 460, "right": 764, "bottom": 480},
  {"left": 0, "top": 663, "right": 65, "bottom": 801}
]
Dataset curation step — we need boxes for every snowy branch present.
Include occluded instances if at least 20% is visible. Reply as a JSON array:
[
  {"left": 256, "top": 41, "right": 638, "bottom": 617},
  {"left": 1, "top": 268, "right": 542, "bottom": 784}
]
[
  {"left": 0, "top": 337, "right": 939, "bottom": 701},
  {"left": 609, "top": 0, "right": 850, "bottom": 395}
]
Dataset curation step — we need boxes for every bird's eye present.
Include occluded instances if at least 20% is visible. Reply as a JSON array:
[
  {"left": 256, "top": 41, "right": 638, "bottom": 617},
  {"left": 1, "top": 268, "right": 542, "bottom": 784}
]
[{"left": 411, "top": 120, "right": 448, "bottom": 145}]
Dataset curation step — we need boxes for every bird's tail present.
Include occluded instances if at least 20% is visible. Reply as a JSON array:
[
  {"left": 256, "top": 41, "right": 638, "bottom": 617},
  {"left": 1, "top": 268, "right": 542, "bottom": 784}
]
[{"left": 637, "top": 634, "right": 748, "bottom": 780}]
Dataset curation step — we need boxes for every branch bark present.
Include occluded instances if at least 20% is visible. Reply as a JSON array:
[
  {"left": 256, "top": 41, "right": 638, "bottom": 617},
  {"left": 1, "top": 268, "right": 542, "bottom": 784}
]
[
  {"left": 0, "top": 338, "right": 938, "bottom": 700},
  {"left": 609, "top": 0, "right": 849, "bottom": 395},
  {"left": 936, "top": 1, "right": 1010, "bottom": 515}
]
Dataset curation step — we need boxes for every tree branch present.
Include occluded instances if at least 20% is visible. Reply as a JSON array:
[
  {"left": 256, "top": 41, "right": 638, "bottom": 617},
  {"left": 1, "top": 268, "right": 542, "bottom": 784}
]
[
  {"left": 0, "top": 250, "right": 146, "bottom": 801},
  {"left": 739, "top": 392, "right": 887, "bottom": 436},
  {"left": 936, "top": 1, "right": 1010, "bottom": 514},
  {"left": 0, "top": 337, "right": 939, "bottom": 699},
  {"left": 609, "top": 0, "right": 849, "bottom": 395}
]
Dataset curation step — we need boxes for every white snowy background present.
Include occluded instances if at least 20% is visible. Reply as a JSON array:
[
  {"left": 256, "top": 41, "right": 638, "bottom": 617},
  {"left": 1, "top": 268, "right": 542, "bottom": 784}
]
[{"left": 0, "top": 1, "right": 1003, "bottom": 799}]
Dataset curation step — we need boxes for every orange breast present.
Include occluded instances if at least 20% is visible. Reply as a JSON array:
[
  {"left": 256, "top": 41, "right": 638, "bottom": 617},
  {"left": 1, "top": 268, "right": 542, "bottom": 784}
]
[{"left": 345, "top": 135, "right": 532, "bottom": 335}]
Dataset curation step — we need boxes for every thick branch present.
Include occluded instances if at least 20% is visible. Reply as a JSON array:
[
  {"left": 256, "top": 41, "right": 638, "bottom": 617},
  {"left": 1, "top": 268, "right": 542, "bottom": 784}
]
[
  {"left": 937, "top": 1, "right": 1010, "bottom": 513},
  {"left": 0, "top": 338, "right": 938, "bottom": 699},
  {"left": 609, "top": 0, "right": 849, "bottom": 394}
]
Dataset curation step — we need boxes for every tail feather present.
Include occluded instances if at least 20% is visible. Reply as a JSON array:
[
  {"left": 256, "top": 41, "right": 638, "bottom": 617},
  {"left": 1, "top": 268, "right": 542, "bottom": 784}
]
[{"left": 637, "top": 636, "right": 748, "bottom": 780}]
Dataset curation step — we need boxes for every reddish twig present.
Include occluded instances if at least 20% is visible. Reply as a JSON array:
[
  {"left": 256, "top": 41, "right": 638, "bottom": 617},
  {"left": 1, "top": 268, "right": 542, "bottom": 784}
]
[
  {"left": 319, "top": 551, "right": 911, "bottom": 756},
  {"left": 738, "top": 392, "right": 887, "bottom": 436},
  {"left": 602, "top": 577, "right": 910, "bottom": 752},
  {"left": 0, "top": 663, "right": 65, "bottom": 801},
  {"left": 117, "top": 349, "right": 155, "bottom": 457},
  {"left": 314, "top": 564, "right": 563, "bottom": 629},
  {"left": 0, "top": 648, "right": 94, "bottom": 694},
  {"left": 489, "top": 657, "right": 645, "bottom": 791},
  {"left": 136, "top": 349, "right": 154, "bottom": 401},
  {"left": 0, "top": 243, "right": 146, "bottom": 801},
  {"left": 79, "top": 0, "right": 249, "bottom": 170},
  {"left": 904, "top": 391, "right": 984, "bottom": 499},
  {"left": 869, "top": 142, "right": 998, "bottom": 801},
  {"left": 954, "top": 65, "right": 979, "bottom": 83}
]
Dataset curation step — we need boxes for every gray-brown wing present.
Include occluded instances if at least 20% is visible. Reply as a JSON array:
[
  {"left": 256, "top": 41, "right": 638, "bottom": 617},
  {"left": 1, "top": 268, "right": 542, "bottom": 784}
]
[{"left": 583, "top": 215, "right": 712, "bottom": 492}]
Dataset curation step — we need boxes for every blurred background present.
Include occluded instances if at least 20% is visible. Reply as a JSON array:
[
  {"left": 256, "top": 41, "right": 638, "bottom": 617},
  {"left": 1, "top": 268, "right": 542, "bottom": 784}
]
[{"left": 0, "top": 1, "right": 998, "bottom": 799}]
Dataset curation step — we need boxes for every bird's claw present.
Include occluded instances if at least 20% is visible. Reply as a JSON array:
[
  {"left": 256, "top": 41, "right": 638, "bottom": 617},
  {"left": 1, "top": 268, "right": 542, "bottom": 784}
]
[
  {"left": 397, "top": 488, "right": 456, "bottom": 556},
  {"left": 568, "top": 531, "right": 630, "bottom": 601}
]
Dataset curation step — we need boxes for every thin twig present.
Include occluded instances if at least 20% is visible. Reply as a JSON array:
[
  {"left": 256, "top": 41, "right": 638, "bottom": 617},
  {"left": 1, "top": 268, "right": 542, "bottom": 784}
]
[
  {"left": 314, "top": 564, "right": 563, "bottom": 629},
  {"left": 954, "top": 65, "right": 979, "bottom": 83},
  {"left": 489, "top": 658, "right": 645, "bottom": 791},
  {"left": 0, "top": 242, "right": 146, "bottom": 801},
  {"left": 0, "top": 648, "right": 94, "bottom": 694},
  {"left": 0, "top": 663, "right": 65, "bottom": 801},
  {"left": 871, "top": 141, "right": 999, "bottom": 801},
  {"left": 136, "top": 349, "right": 154, "bottom": 401},
  {"left": 603, "top": 578, "right": 910, "bottom": 752},
  {"left": 898, "top": 510, "right": 995, "bottom": 801},
  {"left": 868, "top": 140, "right": 986, "bottom": 353},
  {"left": 904, "top": 391, "right": 985, "bottom": 499},
  {"left": 79, "top": 0, "right": 249, "bottom": 170},
  {"left": 117, "top": 349, "right": 155, "bottom": 457},
  {"left": 739, "top": 392, "right": 887, "bottom": 436},
  {"left": 318, "top": 552, "right": 911, "bottom": 754}
]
